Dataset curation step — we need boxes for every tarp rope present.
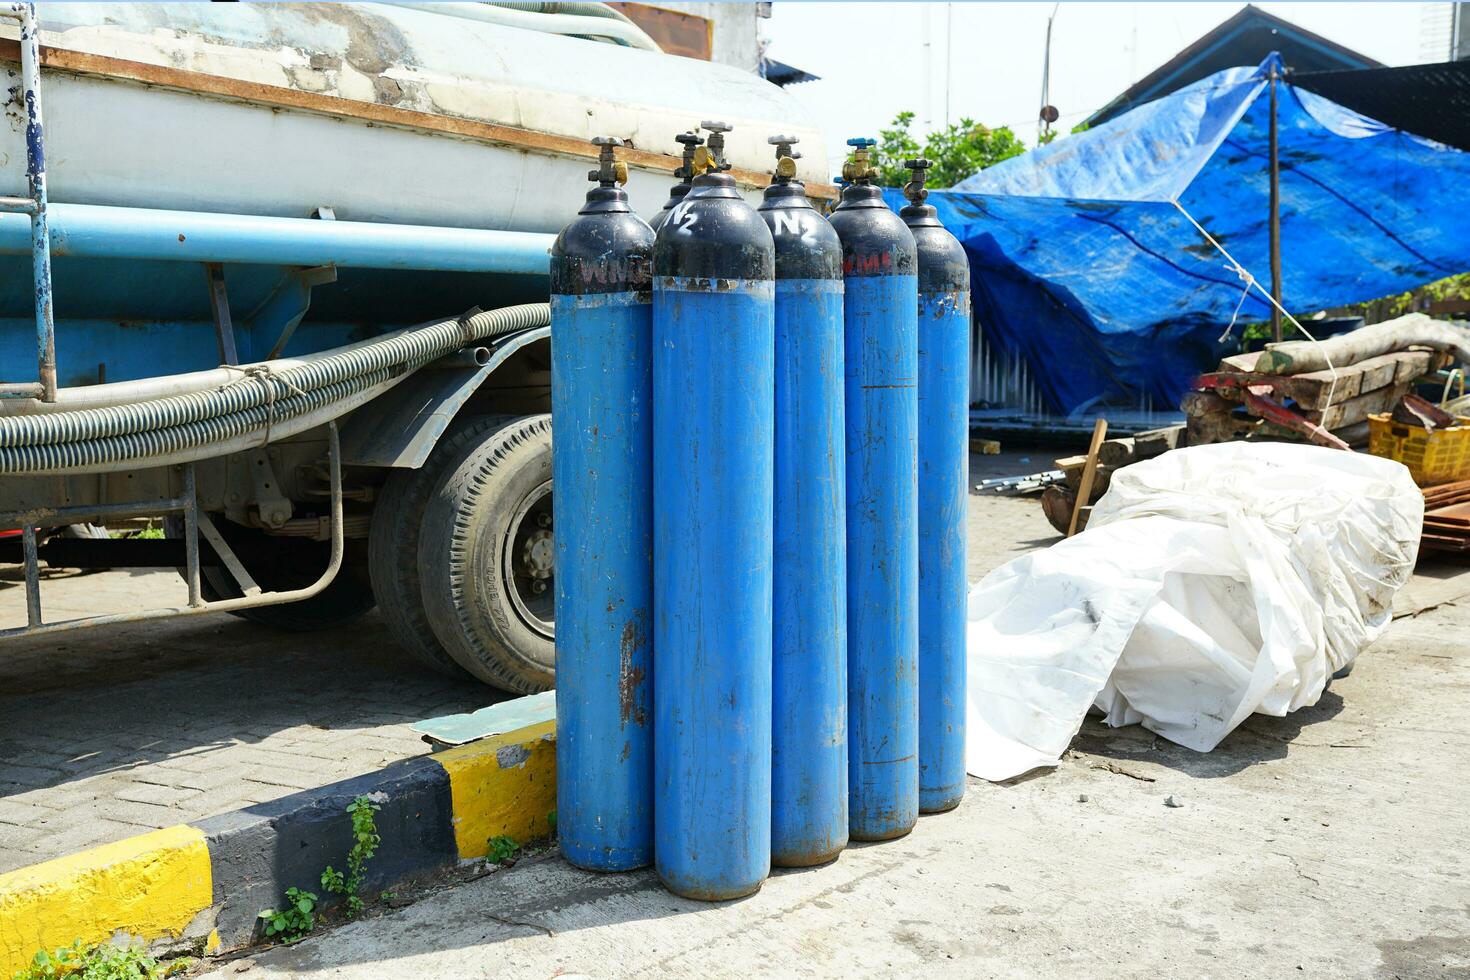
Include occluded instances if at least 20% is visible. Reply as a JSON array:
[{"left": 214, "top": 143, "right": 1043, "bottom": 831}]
[{"left": 1171, "top": 199, "right": 1341, "bottom": 412}]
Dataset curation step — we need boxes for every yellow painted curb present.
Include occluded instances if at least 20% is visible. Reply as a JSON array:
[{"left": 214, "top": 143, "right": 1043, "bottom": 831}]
[
  {"left": 433, "top": 719, "right": 557, "bottom": 861},
  {"left": 0, "top": 825, "right": 212, "bottom": 975}
]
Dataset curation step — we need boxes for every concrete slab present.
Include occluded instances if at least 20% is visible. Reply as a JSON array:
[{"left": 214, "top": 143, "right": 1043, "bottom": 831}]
[{"left": 191, "top": 592, "right": 1470, "bottom": 979}]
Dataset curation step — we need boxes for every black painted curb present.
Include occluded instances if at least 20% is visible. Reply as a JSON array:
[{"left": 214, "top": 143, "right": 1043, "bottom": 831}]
[{"left": 191, "top": 755, "right": 457, "bottom": 950}]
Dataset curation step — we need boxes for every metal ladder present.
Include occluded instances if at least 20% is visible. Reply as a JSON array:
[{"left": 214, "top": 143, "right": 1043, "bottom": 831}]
[{"left": 0, "top": 1, "right": 56, "bottom": 402}]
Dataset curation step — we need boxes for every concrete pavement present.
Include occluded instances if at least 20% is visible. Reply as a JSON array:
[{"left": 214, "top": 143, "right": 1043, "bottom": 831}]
[{"left": 199, "top": 599, "right": 1470, "bottom": 979}]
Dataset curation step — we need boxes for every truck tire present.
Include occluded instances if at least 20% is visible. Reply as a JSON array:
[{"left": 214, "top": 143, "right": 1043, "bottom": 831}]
[
  {"left": 368, "top": 415, "right": 510, "bottom": 679},
  {"left": 419, "top": 414, "right": 555, "bottom": 693},
  {"left": 166, "top": 517, "right": 375, "bottom": 632}
]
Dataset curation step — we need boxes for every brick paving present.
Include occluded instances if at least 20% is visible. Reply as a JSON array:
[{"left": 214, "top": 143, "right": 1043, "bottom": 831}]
[{"left": 0, "top": 567, "right": 500, "bottom": 874}]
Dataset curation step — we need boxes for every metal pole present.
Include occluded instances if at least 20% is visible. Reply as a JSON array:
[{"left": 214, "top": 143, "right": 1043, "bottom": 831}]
[
  {"left": 1039, "top": 2, "right": 1059, "bottom": 144},
  {"left": 1269, "top": 65, "right": 1283, "bottom": 345},
  {"left": 181, "top": 464, "right": 202, "bottom": 607},
  {"left": 21, "top": 525, "right": 41, "bottom": 627},
  {"left": 4, "top": 3, "right": 57, "bottom": 401},
  {"left": 944, "top": 2, "right": 953, "bottom": 127}
]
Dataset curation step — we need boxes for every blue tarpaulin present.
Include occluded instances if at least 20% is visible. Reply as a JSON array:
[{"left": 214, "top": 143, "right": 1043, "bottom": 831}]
[{"left": 882, "top": 55, "right": 1470, "bottom": 416}]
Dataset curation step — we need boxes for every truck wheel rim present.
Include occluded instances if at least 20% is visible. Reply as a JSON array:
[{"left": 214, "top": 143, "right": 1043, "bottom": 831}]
[{"left": 504, "top": 479, "right": 555, "bottom": 640}]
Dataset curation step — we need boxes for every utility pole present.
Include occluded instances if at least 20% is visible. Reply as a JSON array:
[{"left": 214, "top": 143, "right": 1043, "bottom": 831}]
[
  {"left": 1039, "top": 3, "right": 1060, "bottom": 144},
  {"left": 944, "top": 2, "right": 954, "bottom": 127},
  {"left": 922, "top": 3, "right": 933, "bottom": 132},
  {"left": 1269, "top": 64, "right": 1282, "bottom": 344}
]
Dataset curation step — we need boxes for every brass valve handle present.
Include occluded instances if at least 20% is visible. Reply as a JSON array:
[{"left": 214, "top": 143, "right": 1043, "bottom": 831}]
[
  {"left": 589, "top": 136, "right": 629, "bottom": 187},
  {"left": 903, "top": 158, "right": 931, "bottom": 205}
]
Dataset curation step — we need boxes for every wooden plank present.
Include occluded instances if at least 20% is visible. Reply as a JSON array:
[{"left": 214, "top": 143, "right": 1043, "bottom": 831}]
[
  {"left": 1424, "top": 480, "right": 1470, "bottom": 507},
  {"left": 1207, "top": 350, "right": 1440, "bottom": 411},
  {"left": 1395, "top": 350, "right": 1449, "bottom": 383},
  {"left": 1181, "top": 390, "right": 1237, "bottom": 418},
  {"left": 1054, "top": 455, "right": 1087, "bottom": 488},
  {"left": 1133, "top": 424, "right": 1186, "bottom": 458},
  {"left": 1281, "top": 350, "right": 1436, "bottom": 409},
  {"left": 1069, "top": 418, "right": 1108, "bottom": 537},
  {"left": 1218, "top": 351, "right": 1263, "bottom": 373},
  {"left": 1057, "top": 458, "right": 1112, "bottom": 496},
  {"left": 1303, "top": 382, "right": 1410, "bottom": 430},
  {"left": 1042, "top": 487, "right": 1095, "bottom": 535},
  {"left": 0, "top": 37, "right": 840, "bottom": 201},
  {"left": 1097, "top": 438, "right": 1134, "bottom": 467},
  {"left": 1040, "top": 485, "right": 1074, "bottom": 535},
  {"left": 1187, "top": 412, "right": 1259, "bottom": 446}
]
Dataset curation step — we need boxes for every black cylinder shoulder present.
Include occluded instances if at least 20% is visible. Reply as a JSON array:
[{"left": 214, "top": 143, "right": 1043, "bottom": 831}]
[
  {"left": 654, "top": 173, "right": 774, "bottom": 282},
  {"left": 649, "top": 183, "right": 691, "bottom": 232},
  {"left": 552, "top": 187, "right": 654, "bottom": 295},
  {"left": 827, "top": 183, "right": 916, "bottom": 278},
  {"left": 757, "top": 183, "right": 841, "bottom": 281},
  {"left": 902, "top": 205, "right": 970, "bottom": 293}
]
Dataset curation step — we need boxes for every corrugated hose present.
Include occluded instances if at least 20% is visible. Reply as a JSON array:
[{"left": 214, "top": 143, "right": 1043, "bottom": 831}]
[{"left": 0, "top": 303, "right": 550, "bottom": 475}]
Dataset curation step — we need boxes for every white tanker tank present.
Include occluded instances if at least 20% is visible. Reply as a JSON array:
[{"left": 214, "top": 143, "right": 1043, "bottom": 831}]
[{"left": 0, "top": 2, "right": 831, "bottom": 229}]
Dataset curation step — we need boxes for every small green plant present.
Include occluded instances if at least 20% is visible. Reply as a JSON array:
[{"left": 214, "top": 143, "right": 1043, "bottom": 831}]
[
  {"left": 12, "top": 939, "right": 189, "bottom": 980},
  {"left": 321, "top": 795, "right": 381, "bottom": 917},
  {"left": 545, "top": 809, "right": 557, "bottom": 836},
  {"left": 257, "top": 886, "right": 317, "bottom": 944},
  {"left": 486, "top": 834, "right": 520, "bottom": 864}
]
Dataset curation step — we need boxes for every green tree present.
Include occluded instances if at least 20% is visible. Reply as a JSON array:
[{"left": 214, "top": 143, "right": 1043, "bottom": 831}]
[{"left": 871, "top": 111, "right": 1027, "bottom": 189}]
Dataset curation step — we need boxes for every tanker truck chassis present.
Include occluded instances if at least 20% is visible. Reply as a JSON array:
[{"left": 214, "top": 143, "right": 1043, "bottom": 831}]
[{"left": 0, "top": 3, "right": 563, "bottom": 691}]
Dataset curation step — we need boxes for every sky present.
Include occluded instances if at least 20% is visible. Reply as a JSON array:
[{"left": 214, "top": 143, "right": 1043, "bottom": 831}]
[{"left": 764, "top": 2, "right": 1441, "bottom": 170}]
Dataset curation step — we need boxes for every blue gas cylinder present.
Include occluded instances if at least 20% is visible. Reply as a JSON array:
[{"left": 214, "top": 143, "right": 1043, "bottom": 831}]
[
  {"left": 651, "top": 123, "right": 776, "bottom": 900},
  {"left": 827, "top": 137, "right": 920, "bottom": 842},
  {"left": 549, "top": 137, "right": 654, "bottom": 871},
  {"left": 900, "top": 159, "right": 970, "bottom": 815},
  {"left": 758, "top": 136, "right": 848, "bottom": 868}
]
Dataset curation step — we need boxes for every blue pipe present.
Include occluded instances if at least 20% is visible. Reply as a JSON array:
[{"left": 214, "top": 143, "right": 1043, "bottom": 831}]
[{"left": 0, "top": 203, "right": 554, "bottom": 275}]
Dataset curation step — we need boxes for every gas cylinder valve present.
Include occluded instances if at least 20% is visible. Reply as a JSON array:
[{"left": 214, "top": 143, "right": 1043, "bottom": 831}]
[
  {"left": 768, "top": 134, "right": 801, "bottom": 182},
  {"left": 588, "top": 136, "right": 629, "bottom": 187},
  {"left": 841, "top": 137, "right": 878, "bottom": 184},
  {"left": 903, "top": 158, "right": 931, "bottom": 206},
  {"left": 674, "top": 130, "right": 704, "bottom": 180},
  {"left": 692, "top": 120, "right": 733, "bottom": 176}
]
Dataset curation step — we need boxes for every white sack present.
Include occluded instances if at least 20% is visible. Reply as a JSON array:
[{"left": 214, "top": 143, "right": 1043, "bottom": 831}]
[{"left": 966, "top": 442, "right": 1423, "bottom": 782}]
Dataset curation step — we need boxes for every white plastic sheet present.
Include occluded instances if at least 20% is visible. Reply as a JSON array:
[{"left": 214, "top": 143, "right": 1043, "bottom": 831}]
[{"left": 966, "top": 442, "right": 1423, "bottom": 782}]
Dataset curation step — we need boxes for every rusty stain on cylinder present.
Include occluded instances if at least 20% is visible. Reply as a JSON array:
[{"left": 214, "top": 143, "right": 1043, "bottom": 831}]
[{"left": 618, "top": 609, "right": 648, "bottom": 727}]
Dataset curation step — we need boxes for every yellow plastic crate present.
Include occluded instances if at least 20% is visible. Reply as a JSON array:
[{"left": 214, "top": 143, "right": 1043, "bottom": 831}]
[{"left": 1368, "top": 412, "right": 1470, "bottom": 487}]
